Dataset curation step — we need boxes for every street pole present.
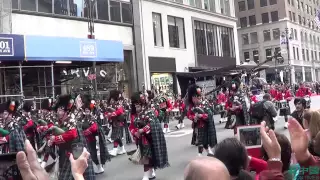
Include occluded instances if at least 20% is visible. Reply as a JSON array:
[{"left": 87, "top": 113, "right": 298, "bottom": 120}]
[
  {"left": 87, "top": 0, "right": 97, "bottom": 95},
  {"left": 285, "top": 28, "right": 292, "bottom": 86}
]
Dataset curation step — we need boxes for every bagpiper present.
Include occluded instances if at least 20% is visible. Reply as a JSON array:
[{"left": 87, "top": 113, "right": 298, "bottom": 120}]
[
  {"left": 187, "top": 85, "right": 217, "bottom": 156},
  {"left": 81, "top": 94, "right": 110, "bottom": 174},
  {"left": 129, "top": 92, "right": 169, "bottom": 180},
  {"left": 157, "top": 94, "right": 172, "bottom": 134}
]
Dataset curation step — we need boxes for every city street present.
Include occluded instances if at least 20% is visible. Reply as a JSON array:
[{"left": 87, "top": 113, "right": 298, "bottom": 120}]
[{"left": 96, "top": 96, "right": 319, "bottom": 180}]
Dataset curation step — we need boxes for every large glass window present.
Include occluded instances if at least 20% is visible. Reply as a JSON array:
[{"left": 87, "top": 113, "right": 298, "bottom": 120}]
[
  {"left": 264, "top": 30, "right": 271, "bottom": 41},
  {"left": 253, "top": 50, "right": 259, "bottom": 63},
  {"left": 297, "top": 48, "right": 300, "bottom": 60},
  {"left": 250, "top": 32, "right": 258, "bottom": 44},
  {"left": 239, "top": 1, "right": 246, "bottom": 11},
  {"left": 12, "top": 0, "right": 19, "bottom": 9},
  {"left": 22, "top": 0, "right": 36, "bottom": 11},
  {"left": 84, "top": 0, "right": 97, "bottom": 19},
  {"left": 152, "top": 13, "right": 163, "bottom": 47},
  {"left": 110, "top": 1, "right": 121, "bottom": 22},
  {"left": 221, "top": 0, "right": 230, "bottom": 16},
  {"left": 273, "top": 28, "right": 280, "bottom": 39},
  {"left": 240, "top": 17, "right": 247, "bottom": 28},
  {"left": 38, "top": 0, "right": 52, "bottom": 13},
  {"left": 97, "top": 0, "right": 109, "bottom": 20},
  {"left": 271, "top": 11, "right": 279, "bottom": 22},
  {"left": 168, "top": 16, "right": 186, "bottom": 49},
  {"left": 260, "top": 0, "right": 268, "bottom": 7},
  {"left": 249, "top": 15, "right": 256, "bottom": 26},
  {"left": 270, "top": 0, "right": 277, "bottom": 5},
  {"left": 266, "top": 49, "right": 272, "bottom": 58},
  {"left": 261, "top": 13, "right": 269, "bottom": 24},
  {"left": 242, "top": 34, "right": 249, "bottom": 45},
  {"left": 247, "top": 0, "right": 254, "bottom": 9},
  {"left": 54, "top": 0, "right": 69, "bottom": 15},
  {"left": 122, "top": 3, "right": 132, "bottom": 23},
  {"left": 194, "top": 20, "right": 235, "bottom": 58},
  {"left": 244, "top": 52, "right": 250, "bottom": 62}
]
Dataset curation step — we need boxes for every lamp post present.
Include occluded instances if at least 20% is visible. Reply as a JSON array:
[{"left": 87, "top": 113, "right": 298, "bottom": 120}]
[
  {"left": 281, "top": 28, "right": 293, "bottom": 85},
  {"left": 87, "top": 0, "right": 97, "bottom": 94}
]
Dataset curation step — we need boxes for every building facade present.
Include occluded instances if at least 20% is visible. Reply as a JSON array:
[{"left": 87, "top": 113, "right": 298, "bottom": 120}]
[
  {"left": 2, "top": 0, "right": 143, "bottom": 96},
  {"left": 137, "top": 0, "right": 240, "bottom": 92},
  {"left": 235, "top": 0, "right": 320, "bottom": 83}
]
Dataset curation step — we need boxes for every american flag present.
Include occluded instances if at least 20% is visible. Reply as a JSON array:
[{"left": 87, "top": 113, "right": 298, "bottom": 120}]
[{"left": 315, "top": 9, "right": 320, "bottom": 28}]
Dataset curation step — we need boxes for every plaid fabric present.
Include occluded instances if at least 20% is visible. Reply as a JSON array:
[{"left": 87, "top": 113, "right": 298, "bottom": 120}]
[
  {"left": 110, "top": 126, "right": 123, "bottom": 140},
  {"left": 58, "top": 127, "right": 95, "bottom": 180},
  {"left": 138, "top": 136, "right": 152, "bottom": 158},
  {"left": 158, "top": 110, "right": 169, "bottom": 123},
  {"left": 9, "top": 126, "right": 26, "bottom": 152},
  {"left": 150, "top": 118, "right": 169, "bottom": 169},
  {"left": 279, "top": 106, "right": 290, "bottom": 116},
  {"left": 124, "top": 112, "right": 132, "bottom": 144},
  {"left": 97, "top": 124, "right": 111, "bottom": 165}
]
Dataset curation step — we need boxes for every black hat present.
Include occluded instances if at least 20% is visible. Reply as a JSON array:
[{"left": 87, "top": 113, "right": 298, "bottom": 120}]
[
  {"left": 108, "top": 89, "right": 121, "bottom": 103},
  {"left": 82, "top": 94, "right": 95, "bottom": 111},
  {"left": 54, "top": 94, "right": 74, "bottom": 111},
  {"left": 22, "top": 101, "right": 33, "bottom": 112},
  {"left": 41, "top": 98, "right": 53, "bottom": 111},
  {"left": 6, "top": 100, "right": 20, "bottom": 114},
  {"left": 187, "top": 85, "right": 202, "bottom": 105}
]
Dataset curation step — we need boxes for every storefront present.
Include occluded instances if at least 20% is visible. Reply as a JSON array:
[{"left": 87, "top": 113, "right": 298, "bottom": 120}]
[
  {"left": 148, "top": 56, "right": 177, "bottom": 94},
  {"left": 0, "top": 34, "right": 124, "bottom": 102}
]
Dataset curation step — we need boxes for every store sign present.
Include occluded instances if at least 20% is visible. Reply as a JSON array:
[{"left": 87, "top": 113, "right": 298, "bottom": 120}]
[
  {"left": 80, "top": 41, "right": 97, "bottom": 57},
  {"left": 0, "top": 38, "right": 14, "bottom": 56},
  {"left": 62, "top": 68, "right": 107, "bottom": 78}
]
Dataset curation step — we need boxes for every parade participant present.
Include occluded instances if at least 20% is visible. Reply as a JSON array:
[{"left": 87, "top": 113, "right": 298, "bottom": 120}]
[
  {"left": 48, "top": 94, "right": 95, "bottom": 180},
  {"left": 130, "top": 92, "right": 169, "bottom": 180},
  {"left": 106, "top": 89, "right": 127, "bottom": 156},
  {"left": 187, "top": 85, "right": 217, "bottom": 156},
  {"left": 21, "top": 101, "right": 38, "bottom": 150},
  {"left": 174, "top": 95, "right": 186, "bottom": 129},
  {"left": 157, "top": 95, "right": 173, "bottom": 134},
  {"left": 291, "top": 98, "right": 307, "bottom": 127},
  {"left": 0, "top": 100, "right": 26, "bottom": 153},
  {"left": 250, "top": 89, "right": 259, "bottom": 104},
  {"left": 81, "top": 95, "right": 110, "bottom": 174},
  {"left": 217, "top": 90, "right": 227, "bottom": 123},
  {"left": 275, "top": 87, "right": 293, "bottom": 129},
  {"left": 269, "top": 85, "right": 277, "bottom": 99},
  {"left": 296, "top": 83, "right": 312, "bottom": 97}
]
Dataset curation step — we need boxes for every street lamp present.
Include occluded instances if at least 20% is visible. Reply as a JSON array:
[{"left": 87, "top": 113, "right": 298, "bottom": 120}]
[
  {"left": 87, "top": 0, "right": 97, "bottom": 94},
  {"left": 280, "top": 28, "right": 293, "bottom": 85}
]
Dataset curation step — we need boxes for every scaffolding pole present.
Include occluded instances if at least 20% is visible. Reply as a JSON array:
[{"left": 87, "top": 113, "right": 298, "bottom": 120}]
[{"left": 51, "top": 63, "right": 55, "bottom": 100}]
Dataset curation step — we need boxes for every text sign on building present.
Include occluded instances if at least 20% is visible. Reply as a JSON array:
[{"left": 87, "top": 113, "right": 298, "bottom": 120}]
[
  {"left": 80, "top": 41, "right": 97, "bottom": 57},
  {"left": 0, "top": 38, "right": 14, "bottom": 56}
]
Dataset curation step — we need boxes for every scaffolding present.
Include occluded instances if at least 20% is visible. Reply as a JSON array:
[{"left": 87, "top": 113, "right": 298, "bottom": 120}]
[{"left": 0, "top": 0, "right": 12, "bottom": 33}]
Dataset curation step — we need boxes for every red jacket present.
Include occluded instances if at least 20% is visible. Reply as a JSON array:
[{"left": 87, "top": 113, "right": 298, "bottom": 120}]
[
  {"left": 269, "top": 88, "right": 277, "bottom": 98},
  {"left": 251, "top": 95, "right": 259, "bottom": 103},
  {"left": 296, "top": 87, "right": 312, "bottom": 97},
  {"left": 83, "top": 122, "right": 98, "bottom": 142},
  {"left": 187, "top": 105, "right": 208, "bottom": 128},
  {"left": 217, "top": 93, "right": 227, "bottom": 104},
  {"left": 275, "top": 90, "right": 292, "bottom": 101},
  {"left": 53, "top": 128, "right": 78, "bottom": 145}
]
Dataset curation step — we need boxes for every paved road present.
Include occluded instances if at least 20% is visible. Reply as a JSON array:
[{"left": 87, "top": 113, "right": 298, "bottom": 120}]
[{"left": 96, "top": 96, "right": 319, "bottom": 180}]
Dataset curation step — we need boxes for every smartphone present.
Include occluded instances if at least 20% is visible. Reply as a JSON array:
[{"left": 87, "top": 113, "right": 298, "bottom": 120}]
[
  {"left": 0, "top": 153, "right": 22, "bottom": 180},
  {"left": 72, "top": 144, "right": 84, "bottom": 159}
]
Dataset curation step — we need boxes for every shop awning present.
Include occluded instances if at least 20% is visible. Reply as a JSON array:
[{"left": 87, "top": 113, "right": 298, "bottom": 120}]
[
  {"left": 0, "top": 34, "right": 25, "bottom": 61},
  {"left": 24, "top": 35, "right": 124, "bottom": 62}
]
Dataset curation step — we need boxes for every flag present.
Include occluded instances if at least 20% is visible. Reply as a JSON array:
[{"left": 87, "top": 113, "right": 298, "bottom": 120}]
[{"left": 314, "top": 9, "right": 320, "bottom": 28}]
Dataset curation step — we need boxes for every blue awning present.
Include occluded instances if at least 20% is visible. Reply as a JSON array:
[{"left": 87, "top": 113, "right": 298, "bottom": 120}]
[
  {"left": 0, "top": 34, "right": 25, "bottom": 61},
  {"left": 24, "top": 35, "right": 124, "bottom": 62}
]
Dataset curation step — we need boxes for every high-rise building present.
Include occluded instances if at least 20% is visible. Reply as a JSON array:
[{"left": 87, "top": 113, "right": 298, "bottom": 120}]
[{"left": 235, "top": 0, "right": 320, "bottom": 83}]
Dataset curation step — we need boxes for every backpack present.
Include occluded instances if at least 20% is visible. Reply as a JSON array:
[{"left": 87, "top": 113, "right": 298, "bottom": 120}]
[{"left": 251, "top": 100, "right": 266, "bottom": 119}]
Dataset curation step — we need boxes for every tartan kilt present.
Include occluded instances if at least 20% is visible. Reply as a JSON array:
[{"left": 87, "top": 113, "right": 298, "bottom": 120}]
[
  {"left": 195, "top": 127, "right": 206, "bottom": 146},
  {"left": 279, "top": 107, "right": 290, "bottom": 116},
  {"left": 111, "top": 126, "right": 123, "bottom": 140},
  {"left": 139, "top": 136, "right": 152, "bottom": 159}
]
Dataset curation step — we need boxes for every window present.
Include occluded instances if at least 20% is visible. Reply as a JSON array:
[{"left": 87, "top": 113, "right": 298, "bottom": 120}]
[
  {"left": 302, "top": 49, "right": 305, "bottom": 60},
  {"left": 311, "top": 50, "right": 314, "bottom": 60},
  {"left": 262, "top": 13, "right": 269, "bottom": 24},
  {"left": 195, "top": 0, "right": 202, "bottom": 8},
  {"left": 292, "top": 12, "right": 296, "bottom": 22},
  {"left": 266, "top": 49, "right": 272, "bottom": 58},
  {"left": 270, "top": 0, "right": 277, "bottom": 5},
  {"left": 272, "top": 28, "right": 280, "bottom": 39},
  {"left": 315, "top": 51, "right": 318, "bottom": 61},
  {"left": 247, "top": 0, "right": 255, "bottom": 9},
  {"left": 168, "top": 16, "right": 186, "bottom": 48},
  {"left": 291, "top": 0, "right": 294, "bottom": 5},
  {"left": 244, "top": 52, "right": 250, "bottom": 62},
  {"left": 298, "top": 15, "right": 302, "bottom": 24},
  {"left": 260, "top": 0, "right": 268, "bottom": 7},
  {"left": 297, "top": 48, "right": 300, "bottom": 60},
  {"left": 306, "top": 50, "right": 310, "bottom": 61},
  {"left": 293, "top": 47, "right": 296, "bottom": 59},
  {"left": 297, "top": 0, "right": 300, "bottom": 8},
  {"left": 301, "top": 31, "right": 304, "bottom": 41},
  {"left": 305, "top": 32, "right": 308, "bottom": 41},
  {"left": 294, "top": 29, "right": 298, "bottom": 40},
  {"left": 303, "top": 17, "right": 306, "bottom": 25},
  {"left": 289, "top": 11, "right": 292, "bottom": 21},
  {"left": 301, "top": 2, "right": 304, "bottom": 11},
  {"left": 54, "top": 0, "right": 68, "bottom": 15},
  {"left": 306, "top": 4, "right": 309, "bottom": 13},
  {"left": 152, "top": 13, "right": 163, "bottom": 47},
  {"left": 264, "top": 30, "right": 271, "bottom": 41},
  {"left": 21, "top": 0, "right": 36, "bottom": 11},
  {"left": 194, "top": 20, "right": 236, "bottom": 58},
  {"left": 38, "top": 0, "right": 52, "bottom": 13},
  {"left": 239, "top": 1, "right": 246, "bottom": 11},
  {"left": 220, "top": 0, "right": 230, "bottom": 16},
  {"left": 110, "top": 1, "right": 121, "bottom": 22},
  {"left": 240, "top": 17, "right": 247, "bottom": 27},
  {"left": 250, "top": 32, "right": 258, "bottom": 43},
  {"left": 253, "top": 50, "right": 259, "bottom": 63},
  {"left": 249, "top": 15, "right": 256, "bottom": 26},
  {"left": 189, "top": 0, "right": 195, "bottom": 6},
  {"left": 271, "top": 11, "right": 279, "bottom": 22},
  {"left": 242, "top": 34, "right": 249, "bottom": 45},
  {"left": 122, "top": 3, "right": 133, "bottom": 23},
  {"left": 97, "top": 0, "right": 109, "bottom": 20}
]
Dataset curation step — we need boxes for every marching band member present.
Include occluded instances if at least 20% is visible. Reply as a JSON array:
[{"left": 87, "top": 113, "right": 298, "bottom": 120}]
[
  {"left": 275, "top": 87, "right": 293, "bottom": 129},
  {"left": 157, "top": 95, "right": 173, "bottom": 134},
  {"left": 21, "top": 101, "right": 38, "bottom": 150},
  {"left": 106, "top": 89, "right": 127, "bottom": 156},
  {"left": 81, "top": 95, "right": 110, "bottom": 174},
  {"left": 217, "top": 90, "right": 227, "bottom": 123},
  {"left": 130, "top": 92, "right": 169, "bottom": 180},
  {"left": 47, "top": 94, "right": 95, "bottom": 180},
  {"left": 187, "top": 85, "right": 217, "bottom": 156},
  {"left": 174, "top": 95, "right": 186, "bottom": 129},
  {"left": 296, "top": 83, "right": 312, "bottom": 97}
]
